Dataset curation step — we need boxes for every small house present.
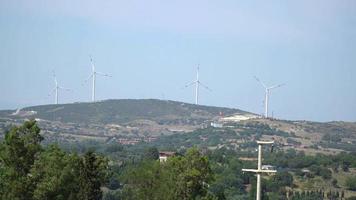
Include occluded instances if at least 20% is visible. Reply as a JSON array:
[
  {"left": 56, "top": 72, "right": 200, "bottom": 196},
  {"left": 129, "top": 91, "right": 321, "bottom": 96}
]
[{"left": 159, "top": 151, "right": 176, "bottom": 162}]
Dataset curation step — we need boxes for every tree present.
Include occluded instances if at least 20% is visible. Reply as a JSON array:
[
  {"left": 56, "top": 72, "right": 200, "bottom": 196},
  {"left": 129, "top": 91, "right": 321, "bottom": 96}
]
[
  {"left": 0, "top": 121, "right": 110, "bottom": 200},
  {"left": 105, "top": 144, "right": 124, "bottom": 153},
  {"left": 121, "top": 160, "right": 162, "bottom": 200},
  {"left": 0, "top": 120, "right": 43, "bottom": 199},
  {"left": 320, "top": 168, "right": 332, "bottom": 180},
  {"left": 103, "top": 190, "right": 121, "bottom": 200},
  {"left": 121, "top": 148, "right": 214, "bottom": 200},
  {"left": 143, "top": 147, "right": 159, "bottom": 160},
  {"left": 166, "top": 148, "right": 214, "bottom": 200},
  {"left": 31, "top": 145, "right": 80, "bottom": 200},
  {"left": 331, "top": 179, "right": 338, "bottom": 187},
  {"left": 77, "top": 151, "right": 109, "bottom": 200},
  {"left": 272, "top": 171, "right": 293, "bottom": 187}
]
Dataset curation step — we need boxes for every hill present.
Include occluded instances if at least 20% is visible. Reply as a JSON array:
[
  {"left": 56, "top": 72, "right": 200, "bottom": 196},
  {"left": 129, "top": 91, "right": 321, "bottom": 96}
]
[
  {"left": 1, "top": 101, "right": 356, "bottom": 200},
  {"left": 18, "top": 99, "right": 250, "bottom": 124},
  {"left": 0, "top": 99, "right": 355, "bottom": 154},
  {"left": 0, "top": 99, "right": 256, "bottom": 144}
]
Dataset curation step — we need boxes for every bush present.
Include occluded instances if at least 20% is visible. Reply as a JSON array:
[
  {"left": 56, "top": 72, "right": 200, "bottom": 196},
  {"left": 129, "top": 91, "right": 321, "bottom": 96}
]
[
  {"left": 105, "top": 144, "right": 124, "bottom": 153},
  {"left": 346, "top": 177, "right": 356, "bottom": 191},
  {"left": 322, "top": 133, "right": 342, "bottom": 142}
]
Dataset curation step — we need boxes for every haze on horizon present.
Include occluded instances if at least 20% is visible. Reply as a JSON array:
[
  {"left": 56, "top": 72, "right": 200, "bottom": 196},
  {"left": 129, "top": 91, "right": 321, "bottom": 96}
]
[{"left": 0, "top": 0, "right": 355, "bottom": 122}]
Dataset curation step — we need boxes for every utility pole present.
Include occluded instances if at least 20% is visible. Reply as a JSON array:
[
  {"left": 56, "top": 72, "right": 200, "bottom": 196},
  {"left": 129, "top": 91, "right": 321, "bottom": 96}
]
[{"left": 242, "top": 141, "right": 277, "bottom": 200}]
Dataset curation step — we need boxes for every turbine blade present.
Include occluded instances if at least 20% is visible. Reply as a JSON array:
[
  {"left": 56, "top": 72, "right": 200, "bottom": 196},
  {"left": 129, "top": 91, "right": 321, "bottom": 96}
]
[
  {"left": 254, "top": 76, "right": 267, "bottom": 88},
  {"left": 184, "top": 81, "right": 195, "bottom": 88},
  {"left": 96, "top": 72, "right": 112, "bottom": 77},
  {"left": 199, "top": 82, "right": 212, "bottom": 92},
  {"left": 58, "top": 86, "right": 72, "bottom": 91},
  {"left": 48, "top": 87, "right": 56, "bottom": 96},
  {"left": 268, "top": 83, "right": 285, "bottom": 90},
  {"left": 84, "top": 74, "right": 93, "bottom": 82}
]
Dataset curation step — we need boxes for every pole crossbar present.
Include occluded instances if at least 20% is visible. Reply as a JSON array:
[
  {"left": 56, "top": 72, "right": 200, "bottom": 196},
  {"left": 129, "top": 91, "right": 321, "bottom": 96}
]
[{"left": 242, "top": 140, "right": 276, "bottom": 200}]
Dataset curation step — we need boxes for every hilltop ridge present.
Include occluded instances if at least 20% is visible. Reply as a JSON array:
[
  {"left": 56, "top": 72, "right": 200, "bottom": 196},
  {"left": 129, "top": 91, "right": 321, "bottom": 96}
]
[{"left": 13, "top": 99, "right": 251, "bottom": 124}]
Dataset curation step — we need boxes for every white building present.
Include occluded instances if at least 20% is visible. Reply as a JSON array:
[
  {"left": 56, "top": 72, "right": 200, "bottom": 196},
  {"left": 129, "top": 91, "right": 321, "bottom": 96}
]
[{"left": 159, "top": 151, "right": 176, "bottom": 162}]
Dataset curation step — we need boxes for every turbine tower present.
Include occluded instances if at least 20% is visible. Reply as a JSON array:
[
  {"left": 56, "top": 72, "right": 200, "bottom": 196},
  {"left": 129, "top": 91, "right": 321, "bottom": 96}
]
[
  {"left": 50, "top": 72, "right": 70, "bottom": 105},
  {"left": 85, "top": 56, "right": 111, "bottom": 102},
  {"left": 184, "top": 65, "right": 211, "bottom": 105},
  {"left": 254, "top": 76, "right": 284, "bottom": 118}
]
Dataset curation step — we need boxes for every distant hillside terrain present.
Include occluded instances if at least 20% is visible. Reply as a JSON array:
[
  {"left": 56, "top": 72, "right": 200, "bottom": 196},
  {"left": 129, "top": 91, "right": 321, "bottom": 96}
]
[
  {"left": 1, "top": 99, "right": 356, "bottom": 199},
  {"left": 19, "top": 99, "right": 250, "bottom": 124},
  {"left": 0, "top": 99, "right": 355, "bottom": 155}
]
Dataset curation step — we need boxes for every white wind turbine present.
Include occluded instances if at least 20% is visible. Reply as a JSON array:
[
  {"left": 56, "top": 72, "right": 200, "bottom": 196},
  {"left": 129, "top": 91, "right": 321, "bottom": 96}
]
[
  {"left": 85, "top": 56, "right": 111, "bottom": 102},
  {"left": 50, "top": 72, "right": 70, "bottom": 105},
  {"left": 254, "top": 76, "right": 284, "bottom": 118},
  {"left": 184, "top": 65, "right": 211, "bottom": 105}
]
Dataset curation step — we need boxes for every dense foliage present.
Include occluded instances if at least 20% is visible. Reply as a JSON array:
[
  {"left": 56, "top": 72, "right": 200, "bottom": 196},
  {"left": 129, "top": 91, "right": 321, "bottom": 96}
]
[
  {"left": 0, "top": 120, "right": 109, "bottom": 200},
  {"left": 121, "top": 148, "right": 214, "bottom": 200}
]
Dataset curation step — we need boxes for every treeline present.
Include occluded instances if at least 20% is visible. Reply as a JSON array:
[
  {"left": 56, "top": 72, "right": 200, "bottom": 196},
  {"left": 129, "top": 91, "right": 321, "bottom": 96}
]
[
  {"left": 289, "top": 190, "right": 340, "bottom": 200},
  {"left": 2, "top": 121, "right": 356, "bottom": 200},
  {"left": 0, "top": 120, "right": 109, "bottom": 200},
  {"left": 104, "top": 146, "right": 304, "bottom": 199},
  {"left": 265, "top": 149, "right": 356, "bottom": 173},
  {"left": 100, "top": 140, "right": 356, "bottom": 199}
]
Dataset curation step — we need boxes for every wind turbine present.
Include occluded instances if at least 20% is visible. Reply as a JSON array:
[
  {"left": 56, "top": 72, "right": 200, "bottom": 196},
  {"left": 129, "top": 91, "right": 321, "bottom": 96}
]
[
  {"left": 50, "top": 72, "right": 70, "bottom": 105},
  {"left": 85, "top": 56, "right": 111, "bottom": 102},
  {"left": 184, "top": 65, "right": 211, "bottom": 105},
  {"left": 254, "top": 76, "right": 284, "bottom": 118}
]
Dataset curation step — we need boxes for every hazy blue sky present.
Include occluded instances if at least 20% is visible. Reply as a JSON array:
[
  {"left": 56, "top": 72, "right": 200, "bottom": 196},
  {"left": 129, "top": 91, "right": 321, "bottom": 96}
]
[{"left": 0, "top": 0, "right": 355, "bottom": 122}]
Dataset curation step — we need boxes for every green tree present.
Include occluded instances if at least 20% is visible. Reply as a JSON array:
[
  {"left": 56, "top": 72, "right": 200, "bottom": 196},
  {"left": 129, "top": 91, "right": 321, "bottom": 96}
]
[
  {"left": 31, "top": 145, "right": 80, "bottom": 200},
  {"left": 0, "top": 120, "right": 43, "bottom": 200},
  {"left": 121, "top": 148, "right": 214, "bottom": 200},
  {"left": 0, "top": 121, "right": 110, "bottom": 200},
  {"left": 272, "top": 171, "right": 293, "bottom": 187},
  {"left": 121, "top": 160, "right": 162, "bottom": 200},
  {"left": 77, "top": 151, "right": 109, "bottom": 200},
  {"left": 103, "top": 190, "right": 121, "bottom": 200},
  {"left": 166, "top": 148, "right": 214, "bottom": 200},
  {"left": 143, "top": 147, "right": 159, "bottom": 160}
]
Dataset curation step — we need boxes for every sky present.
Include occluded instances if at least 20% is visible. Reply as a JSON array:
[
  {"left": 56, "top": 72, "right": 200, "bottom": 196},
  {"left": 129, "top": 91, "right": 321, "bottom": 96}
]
[{"left": 0, "top": 0, "right": 355, "bottom": 122}]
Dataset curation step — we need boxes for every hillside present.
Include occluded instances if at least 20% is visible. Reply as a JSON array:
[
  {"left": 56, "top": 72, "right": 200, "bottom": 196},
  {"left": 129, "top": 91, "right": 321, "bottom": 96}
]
[
  {"left": 0, "top": 99, "right": 355, "bottom": 154},
  {"left": 1, "top": 100, "right": 356, "bottom": 200},
  {"left": 0, "top": 99, "right": 255, "bottom": 144},
  {"left": 18, "top": 99, "right": 250, "bottom": 124}
]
